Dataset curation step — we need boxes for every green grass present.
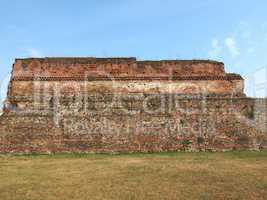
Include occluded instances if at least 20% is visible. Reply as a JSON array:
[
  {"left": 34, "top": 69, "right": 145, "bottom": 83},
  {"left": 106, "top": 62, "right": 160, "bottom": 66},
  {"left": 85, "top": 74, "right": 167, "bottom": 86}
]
[{"left": 0, "top": 151, "right": 266, "bottom": 200}]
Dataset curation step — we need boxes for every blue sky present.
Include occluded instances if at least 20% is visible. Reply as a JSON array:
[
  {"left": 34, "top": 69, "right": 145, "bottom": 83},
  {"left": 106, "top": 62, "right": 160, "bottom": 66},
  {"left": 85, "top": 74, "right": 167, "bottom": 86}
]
[{"left": 0, "top": 0, "right": 267, "bottom": 101}]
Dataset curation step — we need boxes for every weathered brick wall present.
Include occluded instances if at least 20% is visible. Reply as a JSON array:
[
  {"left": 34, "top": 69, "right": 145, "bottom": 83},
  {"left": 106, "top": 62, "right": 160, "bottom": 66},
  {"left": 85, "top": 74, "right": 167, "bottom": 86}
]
[
  {"left": 9, "top": 80, "right": 244, "bottom": 101},
  {"left": 12, "top": 58, "right": 226, "bottom": 77},
  {"left": 0, "top": 58, "right": 266, "bottom": 153},
  {"left": 0, "top": 95, "right": 266, "bottom": 153}
]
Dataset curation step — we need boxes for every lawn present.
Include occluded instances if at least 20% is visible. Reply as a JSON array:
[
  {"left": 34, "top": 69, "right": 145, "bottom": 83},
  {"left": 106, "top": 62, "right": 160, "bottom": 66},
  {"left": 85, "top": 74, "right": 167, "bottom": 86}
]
[{"left": 0, "top": 151, "right": 266, "bottom": 200}]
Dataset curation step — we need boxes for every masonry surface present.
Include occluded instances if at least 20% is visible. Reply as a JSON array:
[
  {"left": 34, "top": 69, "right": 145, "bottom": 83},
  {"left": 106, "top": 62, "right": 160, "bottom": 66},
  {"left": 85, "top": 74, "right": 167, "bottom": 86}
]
[{"left": 0, "top": 57, "right": 266, "bottom": 153}]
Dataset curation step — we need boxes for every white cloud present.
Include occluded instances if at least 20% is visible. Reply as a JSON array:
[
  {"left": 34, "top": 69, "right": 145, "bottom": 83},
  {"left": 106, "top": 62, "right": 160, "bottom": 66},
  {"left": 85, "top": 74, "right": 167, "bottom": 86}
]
[
  {"left": 247, "top": 47, "right": 255, "bottom": 54},
  {"left": 27, "top": 48, "right": 43, "bottom": 57},
  {"left": 225, "top": 37, "right": 240, "bottom": 58},
  {"left": 0, "top": 72, "right": 10, "bottom": 114},
  {"left": 245, "top": 66, "right": 267, "bottom": 97},
  {"left": 208, "top": 38, "right": 221, "bottom": 58}
]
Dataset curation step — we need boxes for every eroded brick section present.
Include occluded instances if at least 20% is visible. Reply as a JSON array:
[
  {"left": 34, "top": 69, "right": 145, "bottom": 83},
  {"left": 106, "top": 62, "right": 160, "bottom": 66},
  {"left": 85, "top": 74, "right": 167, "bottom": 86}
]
[{"left": 13, "top": 58, "right": 226, "bottom": 77}]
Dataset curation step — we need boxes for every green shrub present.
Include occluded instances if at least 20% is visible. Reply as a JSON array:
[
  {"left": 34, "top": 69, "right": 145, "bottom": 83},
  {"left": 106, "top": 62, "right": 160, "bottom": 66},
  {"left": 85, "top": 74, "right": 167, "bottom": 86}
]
[{"left": 197, "top": 137, "right": 205, "bottom": 144}]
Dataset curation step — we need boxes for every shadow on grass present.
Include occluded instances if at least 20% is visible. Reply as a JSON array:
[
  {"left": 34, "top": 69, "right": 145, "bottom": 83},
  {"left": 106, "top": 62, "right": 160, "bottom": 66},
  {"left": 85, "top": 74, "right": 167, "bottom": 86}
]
[{"left": 1, "top": 150, "right": 266, "bottom": 160}]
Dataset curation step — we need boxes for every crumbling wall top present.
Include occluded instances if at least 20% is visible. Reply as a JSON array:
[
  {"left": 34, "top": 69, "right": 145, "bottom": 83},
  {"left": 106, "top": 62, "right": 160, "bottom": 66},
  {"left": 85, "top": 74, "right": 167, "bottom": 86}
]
[{"left": 12, "top": 57, "right": 229, "bottom": 78}]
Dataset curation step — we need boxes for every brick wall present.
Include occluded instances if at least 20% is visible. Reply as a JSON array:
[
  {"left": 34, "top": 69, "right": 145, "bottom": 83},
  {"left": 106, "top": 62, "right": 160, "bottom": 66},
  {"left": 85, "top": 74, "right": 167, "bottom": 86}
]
[
  {"left": 0, "top": 58, "right": 266, "bottom": 153},
  {"left": 0, "top": 94, "right": 266, "bottom": 153}
]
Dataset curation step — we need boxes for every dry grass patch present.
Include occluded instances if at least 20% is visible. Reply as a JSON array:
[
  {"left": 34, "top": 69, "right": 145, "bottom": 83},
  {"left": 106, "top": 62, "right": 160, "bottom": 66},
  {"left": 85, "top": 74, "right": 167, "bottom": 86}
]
[{"left": 0, "top": 151, "right": 266, "bottom": 200}]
